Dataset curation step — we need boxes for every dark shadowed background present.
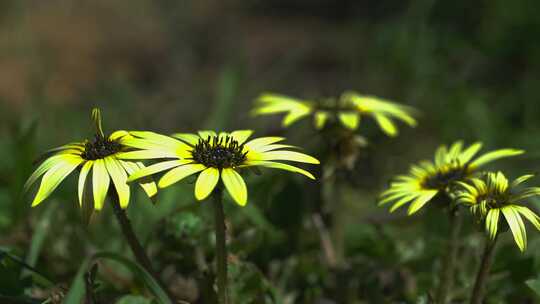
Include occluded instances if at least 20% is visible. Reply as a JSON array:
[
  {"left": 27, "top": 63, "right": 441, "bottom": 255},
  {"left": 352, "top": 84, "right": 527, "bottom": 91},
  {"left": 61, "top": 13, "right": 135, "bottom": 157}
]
[{"left": 1, "top": 1, "right": 540, "bottom": 303}]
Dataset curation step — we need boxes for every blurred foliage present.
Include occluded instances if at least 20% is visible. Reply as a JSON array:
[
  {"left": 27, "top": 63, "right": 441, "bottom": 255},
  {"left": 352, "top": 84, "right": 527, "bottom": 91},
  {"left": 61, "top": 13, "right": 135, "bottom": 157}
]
[{"left": 1, "top": 0, "right": 540, "bottom": 303}]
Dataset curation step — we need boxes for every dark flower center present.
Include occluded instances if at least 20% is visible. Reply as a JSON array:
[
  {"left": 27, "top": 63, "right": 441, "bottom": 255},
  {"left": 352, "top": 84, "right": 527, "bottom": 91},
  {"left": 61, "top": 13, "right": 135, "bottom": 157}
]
[
  {"left": 81, "top": 135, "right": 122, "bottom": 160},
  {"left": 423, "top": 166, "right": 468, "bottom": 190},
  {"left": 191, "top": 136, "right": 248, "bottom": 169},
  {"left": 477, "top": 193, "right": 509, "bottom": 209}
]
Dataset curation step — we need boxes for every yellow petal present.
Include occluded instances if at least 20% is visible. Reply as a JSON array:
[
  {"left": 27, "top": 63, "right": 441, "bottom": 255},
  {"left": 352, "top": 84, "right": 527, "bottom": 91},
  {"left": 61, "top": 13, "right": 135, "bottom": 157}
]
[
  {"left": 314, "top": 111, "right": 328, "bottom": 130},
  {"left": 198, "top": 130, "right": 217, "bottom": 139},
  {"left": 252, "top": 150, "right": 320, "bottom": 164},
  {"left": 127, "top": 160, "right": 189, "bottom": 182},
  {"left": 116, "top": 149, "right": 179, "bottom": 160},
  {"left": 194, "top": 167, "right": 220, "bottom": 201},
  {"left": 158, "top": 164, "right": 207, "bottom": 188},
  {"left": 92, "top": 159, "right": 110, "bottom": 210},
  {"left": 171, "top": 133, "right": 200, "bottom": 146},
  {"left": 243, "top": 160, "right": 315, "bottom": 180},
  {"left": 221, "top": 168, "right": 247, "bottom": 206},
  {"left": 469, "top": 149, "right": 524, "bottom": 169},
  {"left": 31, "top": 156, "right": 83, "bottom": 206},
  {"left": 109, "top": 130, "right": 131, "bottom": 141},
  {"left": 245, "top": 137, "right": 286, "bottom": 150},
  {"left": 374, "top": 114, "right": 398, "bottom": 136},
  {"left": 121, "top": 161, "right": 158, "bottom": 200},
  {"left": 338, "top": 112, "right": 360, "bottom": 130},
  {"left": 283, "top": 109, "right": 311, "bottom": 127},
  {"left": 407, "top": 191, "right": 438, "bottom": 215},
  {"left": 105, "top": 157, "right": 130, "bottom": 208},
  {"left": 230, "top": 130, "right": 254, "bottom": 145},
  {"left": 26, "top": 154, "right": 81, "bottom": 191},
  {"left": 78, "top": 161, "right": 94, "bottom": 206},
  {"left": 502, "top": 206, "right": 527, "bottom": 251}
]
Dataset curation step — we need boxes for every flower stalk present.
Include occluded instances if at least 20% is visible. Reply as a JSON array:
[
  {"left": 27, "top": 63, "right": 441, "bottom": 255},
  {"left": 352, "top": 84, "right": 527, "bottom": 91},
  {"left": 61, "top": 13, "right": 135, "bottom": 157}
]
[
  {"left": 436, "top": 208, "right": 463, "bottom": 304},
  {"left": 109, "top": 195, "right": 174, "bottom": 302},
  {"left": 470, "top": 235, "right": 498, "bottom": 304},
  {"left": 212, "top": 186, "right": 229, "bottom": 304}
]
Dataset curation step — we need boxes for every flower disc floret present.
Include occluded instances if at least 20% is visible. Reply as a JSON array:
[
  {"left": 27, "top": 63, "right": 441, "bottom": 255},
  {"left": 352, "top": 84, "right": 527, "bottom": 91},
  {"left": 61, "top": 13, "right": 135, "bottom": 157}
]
[
  {"left": 81, "top": 135, "right": 123, "bottom": 160},
  {"left": 191, "top": 136, "right": 248, "bottom": 169}
]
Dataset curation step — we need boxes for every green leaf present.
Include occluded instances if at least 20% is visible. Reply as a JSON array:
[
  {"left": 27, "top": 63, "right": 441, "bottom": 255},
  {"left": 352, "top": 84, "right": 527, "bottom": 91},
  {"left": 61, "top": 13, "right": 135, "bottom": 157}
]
[
  {"left": 526, "top": 276, "right": 540, "bottom": 297},
  {"left": 63, "top": 252, "right": 172, "bottom": 304}
]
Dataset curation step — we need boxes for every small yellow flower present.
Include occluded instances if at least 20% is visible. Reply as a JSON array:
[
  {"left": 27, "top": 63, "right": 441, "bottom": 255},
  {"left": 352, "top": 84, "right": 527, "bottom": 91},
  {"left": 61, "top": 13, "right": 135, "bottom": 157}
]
[
  {"left": 125, "top": 130, "right": 319, "bottom": 206},
  {"left": 25, "top": 109, "right": 157, "bottom": 210},
  {"left": 253, "top": 91, "right": 417, "bottom": 136},
  {"left": 456, "top": 172, "right": 540, "bottom": 251},
  {"left": 379, "top": 141, "right": 523, "bottom": 215}
]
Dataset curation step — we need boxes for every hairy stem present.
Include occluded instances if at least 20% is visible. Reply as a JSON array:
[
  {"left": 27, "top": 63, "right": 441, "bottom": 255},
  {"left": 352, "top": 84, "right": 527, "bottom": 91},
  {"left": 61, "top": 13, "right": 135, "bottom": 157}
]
[
  {"left": 213, "top": 187, "right": 229, "bottom": 304},
  {"left": 110, "top": 196, "right": 174, "bottom": 302},
  {"left": 470, "top": 235, "right": 498, "bottom": 304},
  {"left": 436, "top": 210, "right": 463, "bottom": 304}
]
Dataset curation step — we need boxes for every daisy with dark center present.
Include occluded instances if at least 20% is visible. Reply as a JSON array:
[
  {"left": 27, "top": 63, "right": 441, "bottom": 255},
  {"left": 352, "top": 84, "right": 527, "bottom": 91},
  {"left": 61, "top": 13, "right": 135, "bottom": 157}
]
[
  {"left": 125, "top": 130, "right": 319, "bottom": 205},
  {"left": 124, "top": 130, "right": 318, "bottom": 304},
  {"left": 253, "top": 90, "right": 417, "bottom": 136},
  {"left": 379, "top": 141, "right": 524, "bottom": 215},
  {"left": 379, "top": 141, "right": 522, "bottom": 304},
  {"left": 25, "top": 109, "right": 175, "bottom": 302},
  {"left": 456, "top": 171, "right": 540, "bottom": 251},
  {"left": 25, "top": 108, "right": 157, "bottom": 210},
  {"left": 456, "top": 172, "right": 540, "bottom": 304}
]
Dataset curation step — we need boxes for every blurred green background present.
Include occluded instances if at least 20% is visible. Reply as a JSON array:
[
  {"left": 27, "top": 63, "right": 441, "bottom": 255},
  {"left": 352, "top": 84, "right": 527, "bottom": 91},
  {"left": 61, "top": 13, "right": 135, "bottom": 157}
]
[{"left": 2, "top": 0, "right": 540, "bottom": 303}]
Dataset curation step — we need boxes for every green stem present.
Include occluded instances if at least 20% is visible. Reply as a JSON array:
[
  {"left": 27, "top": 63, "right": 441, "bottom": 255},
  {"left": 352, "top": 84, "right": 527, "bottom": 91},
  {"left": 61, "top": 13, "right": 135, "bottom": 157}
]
[
  {"left": 470, "top": 235, "right": 498, "bottom": 304},
  {"left": 436, "top": 210, "right": 463, "bottom": 304},
  {"left": 213, "top": 187, "right": 229, "bottom": 304},
  {"left": 109, "top": 196, "right": 175, "bottom": 302}
]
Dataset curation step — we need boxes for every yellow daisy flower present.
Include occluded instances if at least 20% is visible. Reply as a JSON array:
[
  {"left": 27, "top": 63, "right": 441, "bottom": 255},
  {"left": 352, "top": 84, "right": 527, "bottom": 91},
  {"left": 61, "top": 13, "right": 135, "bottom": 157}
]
[
  {"left": 456, "top": 172, "right": 540, "bottom": 251},
  {"left": 25, "top": 109, "right": 157, "bottom": 211},
  {"left": 379, "top": 141, "right": 523, "bottom": 215},
  {"left": 125, "top": 130, "right": 319, "bottom": 206},
  {"left": 253, "top": 91, "right": 417, "bottom": 136}
]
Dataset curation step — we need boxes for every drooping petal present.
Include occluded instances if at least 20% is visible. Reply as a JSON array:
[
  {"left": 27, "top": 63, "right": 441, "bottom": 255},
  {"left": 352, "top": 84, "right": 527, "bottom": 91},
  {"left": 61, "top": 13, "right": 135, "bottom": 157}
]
[
  {"left": 158, "top": 164, "right": 207, "bottom": 188},
  {"left": 25, "top": 154, "right": 83, "bottom": 191},
  {"left": 105, "top": 157, "right": 130, "bottom": 208},
  {"left": 92, "top": 159, "right": 111, "bottom": 210},
  {"left": 283, "top": 109, "right": 311, "bottom": 127},
  {"left": 374, "top": 113, "right": 398, "bottom": 137},
  {"left": 194, "top": 167, "right": 220, "bottom": 201},
  {"left": 221, "top": 168, "right": 247, "bottom": 206},
  {"left": 485, "top": 209, "right": 500, "bottom": 240},
  {"left": 78, "top": 161, "right": 94, "bottom": 206},
  {"left": 314, "top": 111, "right": 328, "bottom": 130},
  {"left": 31, "top": 156, "right": 83, "bottom": 206},
  {"left": 502, "top": 206, "right": 527, "bottom": 251},
  {"left": 407, "top": 191, "right": 438, "bottom": 215},
  {"left": 121, "top": 161, "right": 158, "bottom": 200},
  {"left": 514, "top": 206, "right": 540, "bottom": 231},
  {"left": 338, "top": 112, "right": 359, "bottom": 130}
]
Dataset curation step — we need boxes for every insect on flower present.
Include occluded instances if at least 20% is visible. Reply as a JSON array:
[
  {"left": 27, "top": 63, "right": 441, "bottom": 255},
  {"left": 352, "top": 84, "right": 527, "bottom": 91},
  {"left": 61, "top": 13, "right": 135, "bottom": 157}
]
[
  {"left": 253, "top": 91, "right": 417, "bottom": 136},
  {"left": 379, "top": 141, "right": 523, "bottom": 215},
  {"left": 124, "top": 130, "right": 319, "bottom": 206},
  {"left": 456, "top": 171, "right": 540, "bottom": 251},
  {"left": 25, "top": 109, "right": 157, "bottom": 215}
]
